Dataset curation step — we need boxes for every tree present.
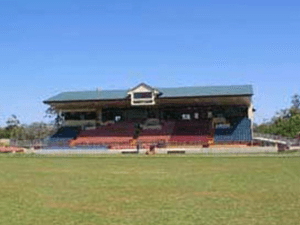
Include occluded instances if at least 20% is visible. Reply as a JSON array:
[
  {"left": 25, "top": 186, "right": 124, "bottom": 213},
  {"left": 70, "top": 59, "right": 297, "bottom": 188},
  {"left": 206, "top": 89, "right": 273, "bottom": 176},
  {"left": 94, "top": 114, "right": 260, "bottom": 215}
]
[
  {"left": 291, "top": 94, "right": 300, "bottom": 109},
  {"left": 2, "top": 113, "right": 55, "bottom": 140},
  {"left": 5, "top": 115, "right": 22, "bottom": 139},
  {"left": 0, "top": 128, "right": 10, "bottom": 139},
  {"left": 255, "top": 94, "right": 300, "bottom": 138},
  {"left": 6, "top": 114, "right": 20, "bottom": 130},
  {"left": 24, "top": 122, "right": 54, "bottom": 140},
  {"left": 274, "top": 108, "right": 291, "bottom": 120},
  {"left": 45, "top": 106, "right": 64, "bottom": 128},
  {"left": 291, "top": 94, "right": 300, "bottom": 115}
]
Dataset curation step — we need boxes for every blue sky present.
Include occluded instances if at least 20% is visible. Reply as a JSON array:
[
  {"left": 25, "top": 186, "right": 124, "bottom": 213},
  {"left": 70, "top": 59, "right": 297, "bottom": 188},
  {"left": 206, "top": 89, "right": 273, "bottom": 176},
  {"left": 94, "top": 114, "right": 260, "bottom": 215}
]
[{"left": 0, "top": 0, "right": 299, "bottom": 126}]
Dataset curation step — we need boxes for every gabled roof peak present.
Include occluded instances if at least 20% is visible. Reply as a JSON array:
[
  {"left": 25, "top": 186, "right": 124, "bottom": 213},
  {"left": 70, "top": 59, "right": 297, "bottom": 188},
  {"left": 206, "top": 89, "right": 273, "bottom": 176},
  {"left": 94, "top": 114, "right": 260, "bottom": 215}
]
[
  {"left": 128, "top": 83, "right": 154, "bottom": 91},
  {"left": 127, "top": 83, "right": 160, "bottom": 94}
]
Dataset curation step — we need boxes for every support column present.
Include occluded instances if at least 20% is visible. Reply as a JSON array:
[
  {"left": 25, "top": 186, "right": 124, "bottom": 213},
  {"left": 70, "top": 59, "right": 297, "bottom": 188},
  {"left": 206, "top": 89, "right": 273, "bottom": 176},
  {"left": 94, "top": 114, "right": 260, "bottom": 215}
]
[
  {"left": 96, "top": 108, "right": 102, "bottom": 127},
  {"left": 58, "top": 110, "right": 65, "bottom": 127},
  {"left": 248, "top": 103, "right": 254, "bottom": 140}
]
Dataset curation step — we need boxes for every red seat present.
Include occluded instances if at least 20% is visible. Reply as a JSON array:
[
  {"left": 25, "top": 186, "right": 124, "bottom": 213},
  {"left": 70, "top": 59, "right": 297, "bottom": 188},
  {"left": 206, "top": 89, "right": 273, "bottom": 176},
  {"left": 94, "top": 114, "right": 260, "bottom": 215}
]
[
  {"left": 70, "top": 122, "right": 136, "bottom": 148},
  {"left": 169, "top": 121, "right": 211, "bottom": 144}
]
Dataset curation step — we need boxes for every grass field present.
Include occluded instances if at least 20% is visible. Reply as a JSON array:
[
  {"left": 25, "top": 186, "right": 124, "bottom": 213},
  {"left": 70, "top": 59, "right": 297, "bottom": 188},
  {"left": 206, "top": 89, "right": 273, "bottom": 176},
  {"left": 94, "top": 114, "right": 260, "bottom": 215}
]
[{"left": 0, "top": 154, "right": 300, "bottom": 225}]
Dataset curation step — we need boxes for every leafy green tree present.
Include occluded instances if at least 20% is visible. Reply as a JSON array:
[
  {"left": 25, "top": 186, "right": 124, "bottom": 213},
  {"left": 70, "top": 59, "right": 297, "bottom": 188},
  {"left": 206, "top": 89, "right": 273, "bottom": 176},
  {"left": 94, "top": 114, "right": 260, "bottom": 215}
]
[
  {"left": 4, "top": 115, "right": 22, "bottom": 139},
  {"left": 0, "top": 128, "right": 10, "bottom": 139},
  {"left": 23, "top": 122, "right": 54, "bottom": 140},
  {"left": 6, "top": 114, "right": 20, "bottom": 130},
  {"left": 291, "top": 94, "right": 300, "bottom": 109},
  {"left": 45, "top": 107, "right": 64, "bottom": 128},
  {"left": 1, "top": 114, "right": 54, "bottom": 140},
  {"left": 291, "top": 94, "right": 300, "bottom": 115},
  {"left": 255, "top": 94, "right": 300, "bottom": 138}
]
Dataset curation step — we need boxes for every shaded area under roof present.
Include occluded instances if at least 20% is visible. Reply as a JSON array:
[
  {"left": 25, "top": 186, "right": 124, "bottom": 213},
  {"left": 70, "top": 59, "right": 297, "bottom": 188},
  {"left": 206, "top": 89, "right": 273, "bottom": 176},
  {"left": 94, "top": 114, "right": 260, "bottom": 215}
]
[{"left": 44, "top": 85, "right": 253, "bottom": 103}]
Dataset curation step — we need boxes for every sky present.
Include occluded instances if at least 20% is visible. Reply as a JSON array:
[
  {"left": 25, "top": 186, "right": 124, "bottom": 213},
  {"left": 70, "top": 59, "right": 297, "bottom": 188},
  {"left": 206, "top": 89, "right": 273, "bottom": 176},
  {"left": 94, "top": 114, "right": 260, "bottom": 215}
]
[{"left": 0, "top": 0, "right": 299, "bottom": 126}]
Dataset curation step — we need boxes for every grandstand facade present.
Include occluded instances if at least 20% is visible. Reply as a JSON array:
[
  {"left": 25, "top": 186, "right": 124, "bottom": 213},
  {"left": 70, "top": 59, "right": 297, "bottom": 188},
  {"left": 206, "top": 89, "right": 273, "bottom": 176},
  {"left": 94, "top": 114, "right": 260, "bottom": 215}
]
[{"left": 44, "top": 83, "right": 254, "bottom": 149}]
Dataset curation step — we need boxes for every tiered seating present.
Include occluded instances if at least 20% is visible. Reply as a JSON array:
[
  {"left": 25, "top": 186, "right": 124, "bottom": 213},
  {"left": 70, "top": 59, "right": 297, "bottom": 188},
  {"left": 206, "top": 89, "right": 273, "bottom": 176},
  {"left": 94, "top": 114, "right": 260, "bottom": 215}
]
[
  {"left": 70, "top": 122, "right": 136, "bottom": 148},
  {"left": 47, "top": 127, "right": 80, "bottom": 149},
  {"left": 169, "top": 121, "right": 212, "bottom": 144},
  {"left": 214, "top": 117, "right": 251, "bottom": 143},
  {"left": 67, "top": 119, "right": 214, "bottom": 149},
  {"left": 51, "top": 126, "right": 80, "bottom": 139},
  {"left": 138, "top": 121, "right": 175, "bottom": 144}
]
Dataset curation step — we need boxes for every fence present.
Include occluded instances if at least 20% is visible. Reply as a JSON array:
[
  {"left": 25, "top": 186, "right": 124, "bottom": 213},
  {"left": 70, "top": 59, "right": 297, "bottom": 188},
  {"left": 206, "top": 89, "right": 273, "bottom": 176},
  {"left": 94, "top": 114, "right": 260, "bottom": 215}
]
[
  {"left": 10, "top": 139, "right": 252, "bottom": 150},
  {"left": 10, "top": 139, "right": 48, "bottom": 149},
  {"left": 253, "top": 133, "right": 300, "bottom": 146},
  {"left": 11, "top": 135, "right": 298, "bottom": 150}
]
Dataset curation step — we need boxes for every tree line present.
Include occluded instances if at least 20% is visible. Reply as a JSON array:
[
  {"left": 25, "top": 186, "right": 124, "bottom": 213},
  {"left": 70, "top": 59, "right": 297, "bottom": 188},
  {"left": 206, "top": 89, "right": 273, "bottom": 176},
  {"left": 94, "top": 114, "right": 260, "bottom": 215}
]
[
  {"left": 254, "top": 94, "right": 300, "bottom": 138},
  {"left": 0, "top": 115, "right": 55, "bottom": 140}
]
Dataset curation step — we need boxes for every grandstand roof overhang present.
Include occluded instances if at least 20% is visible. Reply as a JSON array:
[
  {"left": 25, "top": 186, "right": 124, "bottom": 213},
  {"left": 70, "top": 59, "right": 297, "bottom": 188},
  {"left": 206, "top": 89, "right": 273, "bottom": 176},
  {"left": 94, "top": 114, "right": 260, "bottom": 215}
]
[{"left": 44, "top": 84, "right": 253, "bottom": 110}]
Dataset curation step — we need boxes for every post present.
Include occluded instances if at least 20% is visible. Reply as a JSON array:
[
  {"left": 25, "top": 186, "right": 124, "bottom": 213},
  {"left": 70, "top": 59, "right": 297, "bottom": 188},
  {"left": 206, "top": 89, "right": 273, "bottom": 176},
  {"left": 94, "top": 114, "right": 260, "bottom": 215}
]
[{"left": 96, "top": 109, "right": 102, "bottom": 127}]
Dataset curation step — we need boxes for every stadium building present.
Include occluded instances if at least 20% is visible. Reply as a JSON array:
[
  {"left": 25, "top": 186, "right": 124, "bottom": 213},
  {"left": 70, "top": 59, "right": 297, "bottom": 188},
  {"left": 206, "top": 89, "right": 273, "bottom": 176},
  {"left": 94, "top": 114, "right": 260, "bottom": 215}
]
[{"left": 44, "top": 83, "right": 254, "bottom": 149}]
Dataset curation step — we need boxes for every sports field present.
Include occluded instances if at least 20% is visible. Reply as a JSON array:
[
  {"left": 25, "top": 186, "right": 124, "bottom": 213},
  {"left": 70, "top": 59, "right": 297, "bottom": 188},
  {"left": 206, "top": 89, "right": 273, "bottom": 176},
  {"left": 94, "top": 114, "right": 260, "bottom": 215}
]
[{"left": 0, "top": 154, "right": 300, "bottom": 225}]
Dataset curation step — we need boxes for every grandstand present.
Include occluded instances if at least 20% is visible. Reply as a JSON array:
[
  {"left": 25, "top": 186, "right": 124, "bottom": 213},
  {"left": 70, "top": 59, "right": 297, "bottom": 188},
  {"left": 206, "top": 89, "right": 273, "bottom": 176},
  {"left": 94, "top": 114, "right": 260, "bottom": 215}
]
[{"left": 43, "top": 83, "right": 254, "bottom": 149}]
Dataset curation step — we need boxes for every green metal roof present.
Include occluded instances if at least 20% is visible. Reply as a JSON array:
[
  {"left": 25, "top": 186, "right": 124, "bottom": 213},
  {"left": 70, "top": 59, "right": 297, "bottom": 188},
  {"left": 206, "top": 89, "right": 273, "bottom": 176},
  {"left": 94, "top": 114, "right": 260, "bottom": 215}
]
[
  {"left": 159, "top": 85, "right": 253, "bottom": 98},
  {"left": 45, "top": 90, "right": 128, "bottom": 102},
  {"left": 44, "top": 85, "right": 253, "bottom": 103}
]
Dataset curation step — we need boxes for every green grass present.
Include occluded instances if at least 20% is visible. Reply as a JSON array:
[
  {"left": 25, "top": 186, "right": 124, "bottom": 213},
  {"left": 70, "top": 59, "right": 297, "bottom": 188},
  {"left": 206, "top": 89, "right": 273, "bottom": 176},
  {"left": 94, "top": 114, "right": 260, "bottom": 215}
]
[{"left": 0, "top": 154, "right": 300, "bottom": 225}]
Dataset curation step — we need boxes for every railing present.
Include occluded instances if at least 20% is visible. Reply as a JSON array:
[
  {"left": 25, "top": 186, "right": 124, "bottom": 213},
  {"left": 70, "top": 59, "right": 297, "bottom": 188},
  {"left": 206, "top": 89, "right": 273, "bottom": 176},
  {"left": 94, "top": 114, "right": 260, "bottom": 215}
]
[
  {"left": 12, "top": 137, "right": 295, "bottom": 150},
  {"left": 10, "top": 139, "right": 48, "bottom": 149},
  {"left": 253, "top": 133, "right": 300, "bottom": 146}
]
